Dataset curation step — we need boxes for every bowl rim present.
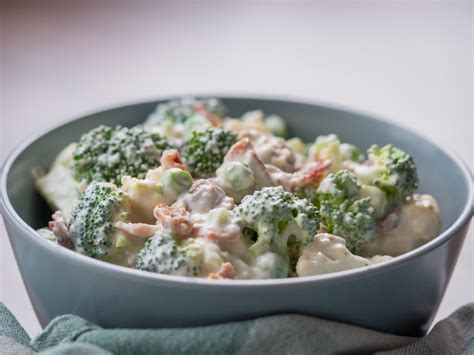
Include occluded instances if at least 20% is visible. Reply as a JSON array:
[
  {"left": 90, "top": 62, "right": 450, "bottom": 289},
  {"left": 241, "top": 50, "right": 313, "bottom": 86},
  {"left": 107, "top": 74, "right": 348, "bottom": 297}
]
[{"left": 1, "top": 94, "right": 473, "bottom": 288}]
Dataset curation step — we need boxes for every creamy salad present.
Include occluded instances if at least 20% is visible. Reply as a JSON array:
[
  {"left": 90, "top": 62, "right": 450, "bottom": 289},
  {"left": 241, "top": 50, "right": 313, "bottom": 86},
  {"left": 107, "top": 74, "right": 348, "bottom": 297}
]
[{"left": 36, "top": 97, "right": 441, "bottom": 280}]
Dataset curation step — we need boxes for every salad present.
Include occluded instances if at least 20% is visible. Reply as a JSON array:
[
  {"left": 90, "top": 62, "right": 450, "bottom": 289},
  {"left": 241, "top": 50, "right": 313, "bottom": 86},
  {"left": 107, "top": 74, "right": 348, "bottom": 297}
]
[{"left": 35, "top": 97, "right": 441, "bottom": 280}]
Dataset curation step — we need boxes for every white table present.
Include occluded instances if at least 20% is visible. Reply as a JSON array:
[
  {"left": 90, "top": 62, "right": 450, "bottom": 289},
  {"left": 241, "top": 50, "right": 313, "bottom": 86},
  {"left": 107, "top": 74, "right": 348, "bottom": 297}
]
[{"left": 1, "top": 1, "right": 472, "bottom": 337}]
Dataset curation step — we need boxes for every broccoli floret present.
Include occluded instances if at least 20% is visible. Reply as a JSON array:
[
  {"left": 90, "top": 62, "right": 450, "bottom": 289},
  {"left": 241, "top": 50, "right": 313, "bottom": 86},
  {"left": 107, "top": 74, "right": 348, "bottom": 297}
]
[
  {"left": 136, "top": 230, "right": 189, "bottom": 275},
  {"left": 234, "top": 186, "right": 320, "bottom": 275},
  {"left": 136, "top": 231, "right": 219, "bottom": 277},
  {"left": 181, "top": 128, "right": 238, "bottom": 178},
  {"left": 68, "top": 182, "right": 131, "bottom": 261},
  {"left": 145, "top": 97, "right": 227, "bottom": 126},
  {"left": 72, "top": 125, "right": 174, "bottom": 185},
  {"left": 367, "top": 144, "right": 418, "bottom": 201},
  {"left": 312, "top": 170, "right": 377, "bottom": 253}
]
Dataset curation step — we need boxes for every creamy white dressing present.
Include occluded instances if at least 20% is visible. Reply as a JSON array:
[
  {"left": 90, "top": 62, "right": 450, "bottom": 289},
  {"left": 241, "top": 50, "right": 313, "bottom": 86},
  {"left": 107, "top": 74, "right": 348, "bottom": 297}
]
[
  {"left": 121, "top": 160, "right": 192, "bottom": 224},
  {"left": 191, "top": 207, "right": 241, "bottom": 240},
  {"left": 121, "top": 175, "right": 165, "bottom": 224},
  {"left": 173, "top": 179, "right": 234, "bottom": 214},
  {"left": 264, "top": 164, "right": 293, "bottom": 191},
  {"left": 39, "top": 103, "right": 442, "bottom": 280}
]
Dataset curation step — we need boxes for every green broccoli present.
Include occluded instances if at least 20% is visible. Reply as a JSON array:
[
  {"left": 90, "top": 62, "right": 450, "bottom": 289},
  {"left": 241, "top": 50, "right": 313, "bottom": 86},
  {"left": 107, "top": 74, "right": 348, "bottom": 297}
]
[
  {"left": 312, "top": 170, "right": 377, "bottom": 253},
  {"left": 234, "top": 186, "right": 320, "bottom": 275},
  {"left": 71, "top": 125, "right": 174, "bottom": 185},
  {"left": 137, "top": 230, "right": 188, "bottom": 275},
  {"left": 367, "top": 144, "right": 418, "bottom": 201},
  {"left": 136, "top": 230, "right": 215, "bottom": 276},
  {"left": 145, "top": 97, "right": 227, "bottom": 126},
  {"left": 68, "top": 182, "right": 139, "bottom": 265},
  {"left": 181, "top": 128, "right": 238, "bottom": 178}
]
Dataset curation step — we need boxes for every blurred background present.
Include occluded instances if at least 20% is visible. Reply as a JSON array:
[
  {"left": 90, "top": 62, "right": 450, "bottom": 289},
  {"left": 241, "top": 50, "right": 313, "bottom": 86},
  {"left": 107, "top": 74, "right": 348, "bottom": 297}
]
[{"left": 1, "top": 0, "right": 472, "bottom": 336}]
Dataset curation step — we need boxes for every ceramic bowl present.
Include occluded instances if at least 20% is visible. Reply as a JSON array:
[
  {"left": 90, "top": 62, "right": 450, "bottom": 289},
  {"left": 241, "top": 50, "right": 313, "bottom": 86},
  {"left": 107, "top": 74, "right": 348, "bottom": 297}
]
[{"left": 1, "top": 97, "right": 472, "bottom": 336}]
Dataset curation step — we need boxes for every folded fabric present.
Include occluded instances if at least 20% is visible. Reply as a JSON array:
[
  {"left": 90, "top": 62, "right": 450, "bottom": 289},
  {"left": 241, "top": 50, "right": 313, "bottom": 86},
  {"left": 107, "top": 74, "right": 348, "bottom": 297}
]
[{"left": 1, "top": 303, "right": 473, "bottom": 354}]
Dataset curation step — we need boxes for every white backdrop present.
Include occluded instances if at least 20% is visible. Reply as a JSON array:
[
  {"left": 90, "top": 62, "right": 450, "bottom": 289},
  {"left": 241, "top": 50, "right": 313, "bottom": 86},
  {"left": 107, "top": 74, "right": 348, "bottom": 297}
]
[{"left": 1, "top": 1, "right": 472, "bottom": 336}]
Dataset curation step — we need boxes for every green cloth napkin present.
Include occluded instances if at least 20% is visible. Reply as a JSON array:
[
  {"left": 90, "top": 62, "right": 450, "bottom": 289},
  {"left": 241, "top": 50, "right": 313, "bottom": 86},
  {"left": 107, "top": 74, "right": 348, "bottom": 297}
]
[{"left": 1, "top": 303, "right": 473, "bottom": 354}]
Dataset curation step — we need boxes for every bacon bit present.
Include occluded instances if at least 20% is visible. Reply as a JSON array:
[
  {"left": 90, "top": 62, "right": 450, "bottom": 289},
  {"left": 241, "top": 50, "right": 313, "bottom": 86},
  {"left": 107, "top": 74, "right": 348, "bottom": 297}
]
[
  {"left": 49, "top": 211, "right": 72, "bottom": 248},
  {"left": 115, "top": 221, "right": 159, "bottom": 238},
  {"left": 377, "top": 210, "right": 401, "bottom": 232},
  {"left": 154, "top": 204, "right": 194, "bottom": 237},
  {"left": 160, "top": 149, "right": 187, "bottom": 171},
  {"left": 192, "top": 223, "right": 240, "bottom": 241},
  {"left": 208, "top": 262, "right": 235, "bottom": 280},
  {"left": 194, "top": 104, "right": 223, "bottom": 126},
  {"left": 291, "top": 160, "right": 331, "bottom": 188},
  {"left": 196, "top": 231, "right": 220, "bottom": 240},
  {"left": 226, "top": 138, "right": 251, "bottom": 155},
  {"left": 208, "top": 273, "right": 218, "bottom": 280}
]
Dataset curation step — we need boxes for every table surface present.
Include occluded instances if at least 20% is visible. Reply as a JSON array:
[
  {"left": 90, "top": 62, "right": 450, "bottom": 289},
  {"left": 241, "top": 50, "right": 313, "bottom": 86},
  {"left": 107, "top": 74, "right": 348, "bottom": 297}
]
[{"left": 1, "top": 1, "right": 472, "bottom": 337}]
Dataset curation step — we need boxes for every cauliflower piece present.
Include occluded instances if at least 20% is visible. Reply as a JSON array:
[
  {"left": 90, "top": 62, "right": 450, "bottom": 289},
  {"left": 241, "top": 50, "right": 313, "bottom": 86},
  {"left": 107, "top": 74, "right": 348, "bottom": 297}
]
[
  {"left": 173, "top": 179, "right": 234, "bottom": 214},
  {"left": 296, "top": 233, "right": 391, "bottom": 276},
  {"left": 286, "top": 137, "right": 308, "bottom": 166},
  {"left": 121, "top": 150, "right": 193, "bottom": 224},
  {"left": 239, "top": 130, "right": 296, "bottom": 172},
  {"left": 359, "top": 194, "right": 441, "bottom": 257},
  {"left": 223, "top": 109, "right": 269, "bottom": 134},
  {"left": 172, "top": 180, "right": 240, "bottom": 240},
  {"left": 35, "top": 143, "right": 82, "bottom": 217},
  {"left": 192, "top": 207, "right": 241, "bottom": 241},
  {"left": 308, "top": 134, "right": 361, "bottom": 173}
]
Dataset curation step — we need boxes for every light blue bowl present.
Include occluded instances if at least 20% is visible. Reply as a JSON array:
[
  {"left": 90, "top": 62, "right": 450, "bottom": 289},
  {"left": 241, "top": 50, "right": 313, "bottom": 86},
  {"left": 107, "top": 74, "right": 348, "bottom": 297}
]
[{"left": 1, "top": 97, "right": 472, "bottom": 336}]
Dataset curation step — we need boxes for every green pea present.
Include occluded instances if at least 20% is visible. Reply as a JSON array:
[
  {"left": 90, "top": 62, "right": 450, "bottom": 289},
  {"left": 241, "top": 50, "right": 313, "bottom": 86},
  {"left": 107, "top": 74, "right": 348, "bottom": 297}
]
[
  {"left": 265, "top": 115, "right": 288, "bottom": 138},
  {"left": 162, "top": 168, "right": 193, "bottom": 195},
  {"left": 224, "top": 162, "right": 254, "bottom": 191}
]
